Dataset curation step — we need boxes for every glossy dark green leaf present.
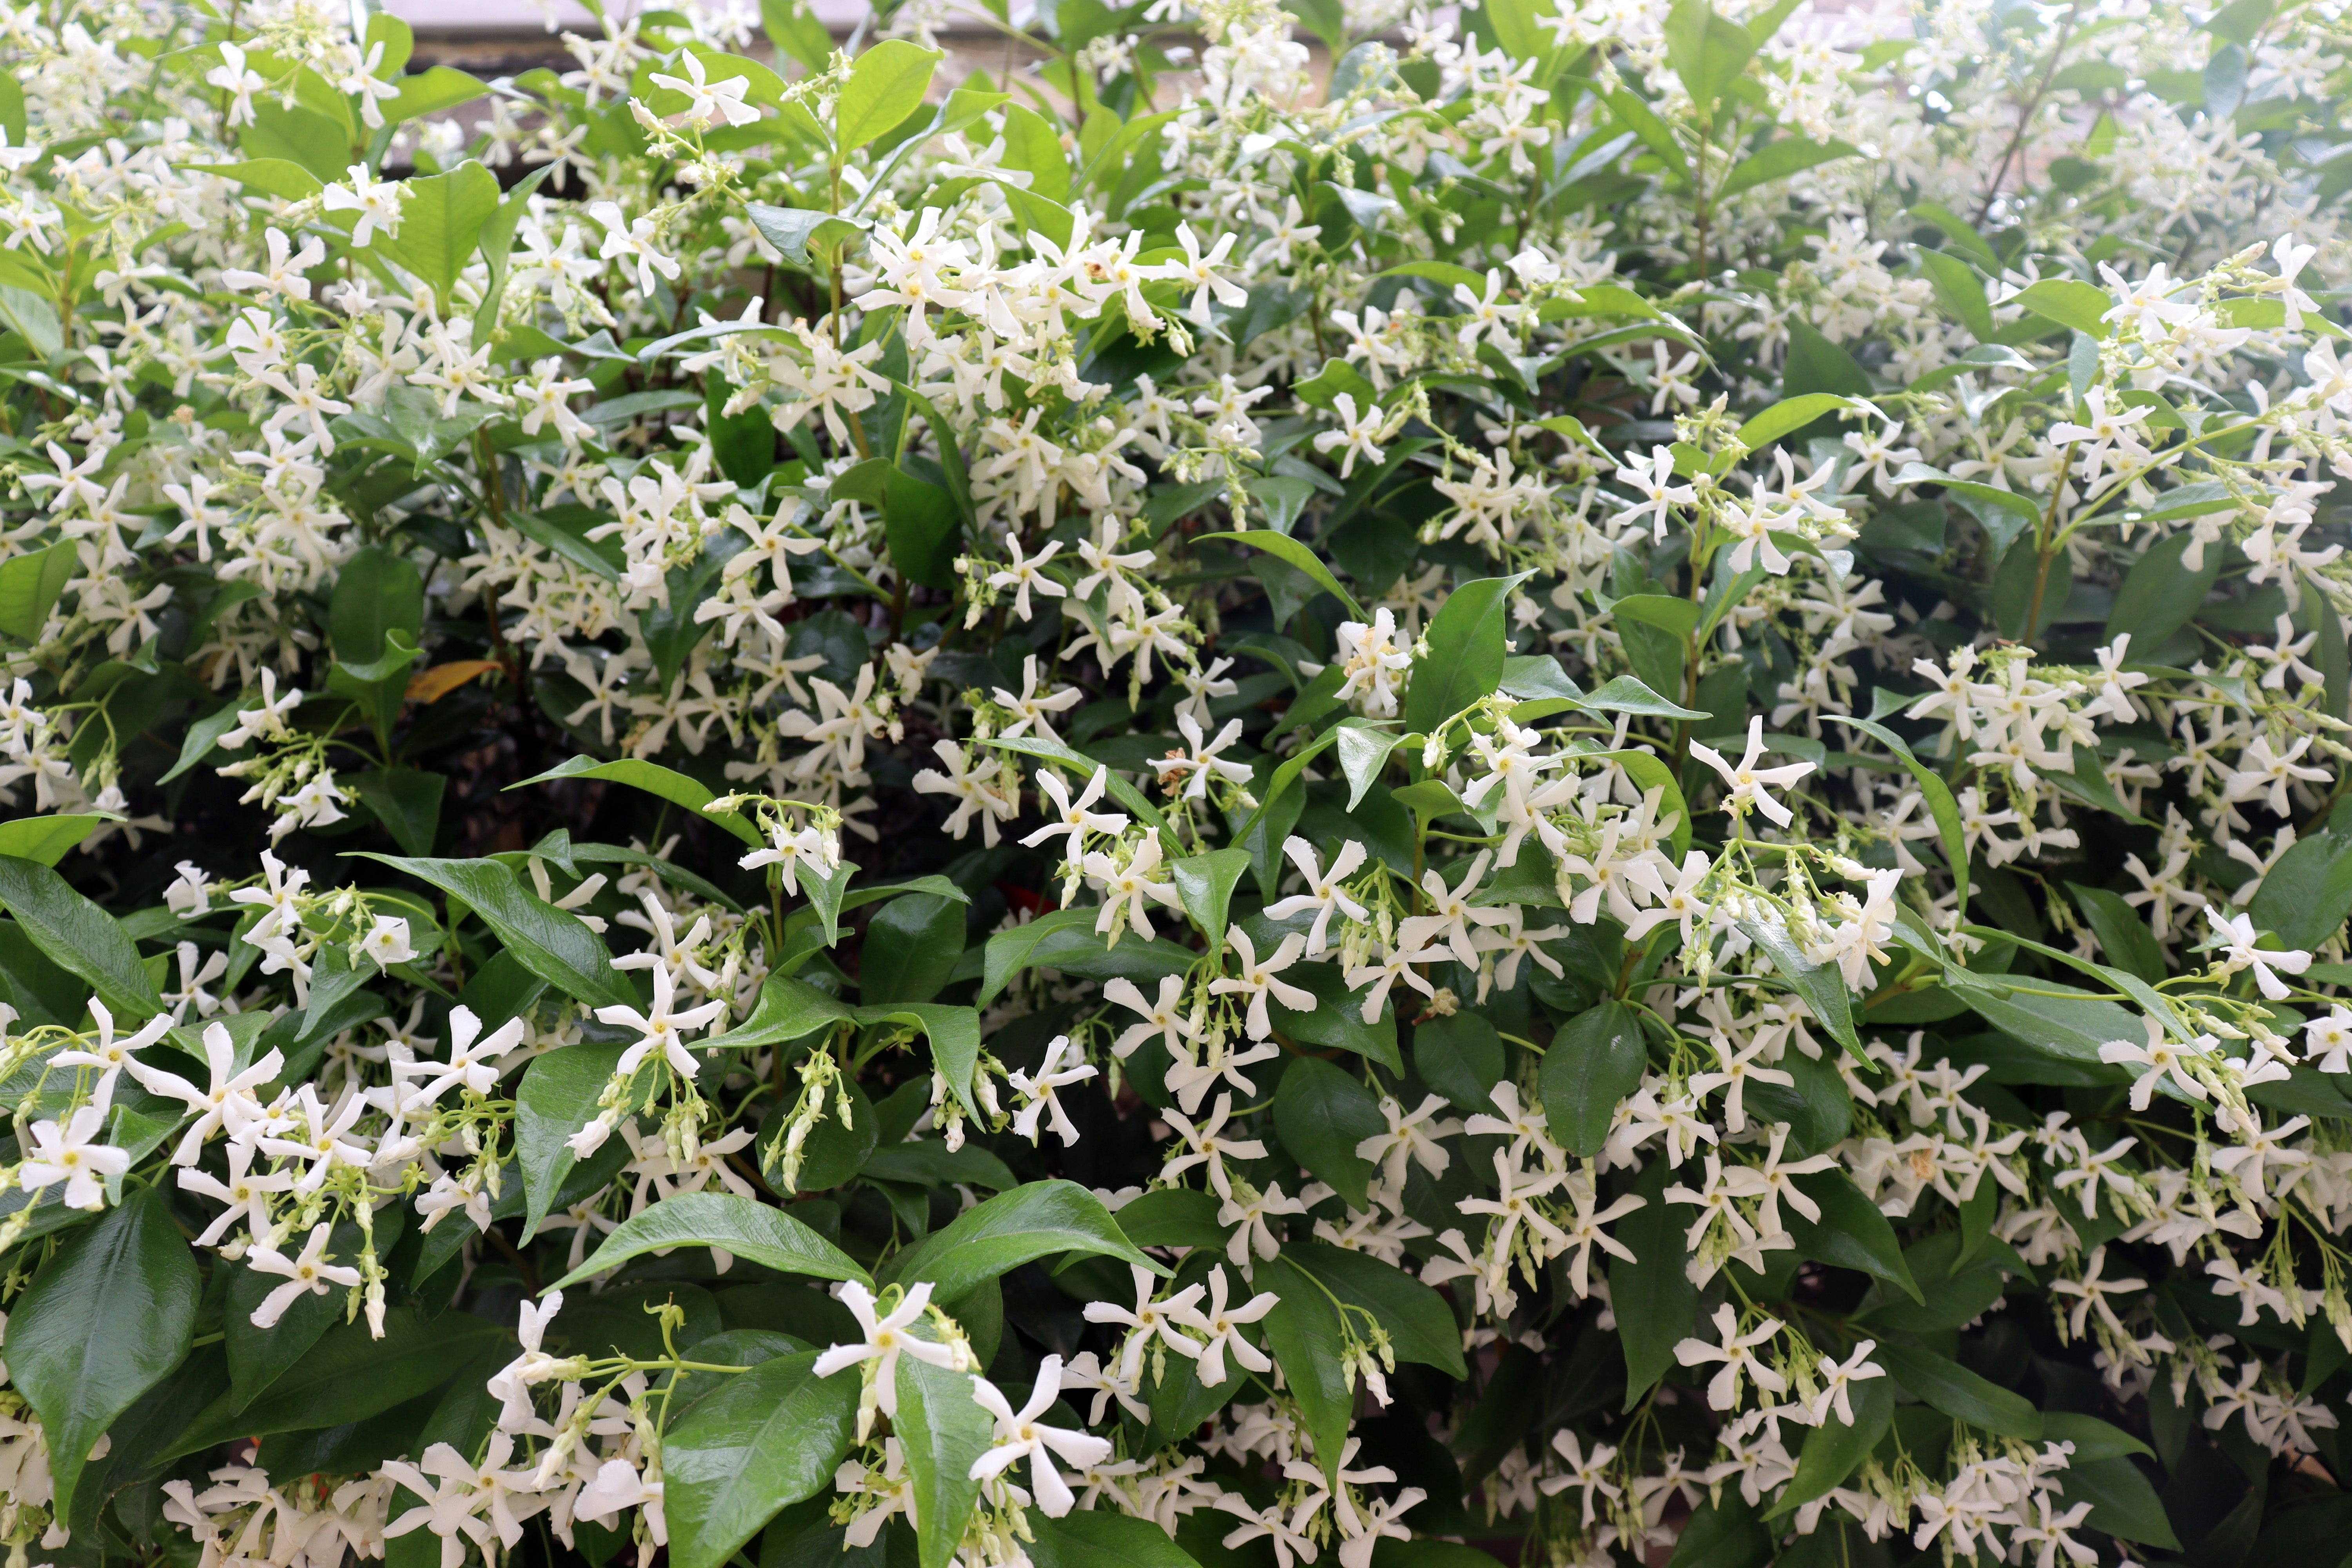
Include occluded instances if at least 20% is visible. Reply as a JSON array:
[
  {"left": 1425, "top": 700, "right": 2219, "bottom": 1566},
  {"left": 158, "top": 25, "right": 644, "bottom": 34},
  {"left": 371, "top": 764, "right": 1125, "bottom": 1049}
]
[
  {"left": 354, "top": 854, "right": 635, "bottom": 1012},
  {"left": 1256, "top": 1254, "right": 1353, "bottom": 1479},
  {"left": 0, "top": 540, "right": 76, "bottom": 644},
  {"left": 2249, "top": 829, "right": 2352, "bottom": 953},
  {"left": 2105, "top": 528, "right": 2221, "bottom": 652},
  {"left": 10, "top": 1187, "right": 197, "bottom": 1517},
  {"left": 1609, "top": 1158, "right": 1697, "bottom": 1408},
  {"left": 1668, "top": 1490, "right": 1770, "bottom": 1568},
  {"left": 1272, "top": 1056, "right": 1383, "bottom": 1207},
  {"left": 516, "top": 1041, "right": 627, "bottom": 1241},
  {"left": 1172, "top": 847, "right": 1253, "bottom": 950},
  {"left": 549, "top": 1192, "right": 871, "bottom": 1290},
  {"left": 349, "top": 767, "right": 446, "bottom": 857},
  {"left": 1288, "top": 1240, "right": 1466, "bottom": 1377},
  {"left": 1405, "top": 573, "right": 1526, "bottom": 733},
  {"left": 895, "top": 1352, "right": 993, "bottom": 1568},
  {"left": 0, "top": 854, "right": 160, "bottom": 1016},
  {"left": 665, "top": 1350, "right": 860, "bottom": 1568},
  {"left": 704, "top": 971, "right": 855, "bottom": 1051},
  {"left": 883, "top": 1180, "right": 1160, "bottom": 1300},
  {"left": 1414, "top": 1010, "right": 1504, "bottom": 1113},
  {"left": 376, "top": 159, "right": 499, "bottom": 299},
  {"left": 1877, "top": 1340, "right": 2041, "bottom": 1439},
  {"left": 2064, "top": 1456, "right": 2180, "bottom": 1548},
  {"left": 1770, "top": 1373, "right": 1893, "bottom": 1517},
  {"left": 1028, "top": 1509, "right": 1200, "bottom": 1568},
  {"left": 165, "top": 1307, "right": 506, "bottom": 1462},
  {"left": 1785, "top": 1169, "right": 1921, "bottom": 1302},
  {"left": 859, "top": 893, "right": 965, "bottom": 1005},
  {"left": 2067, "top": 883, "right": 2166, "bottom": 985},
  {"left": 1537, "top": 1000, "right": 1647, "bottom": 1158},
  {"left": 511, "top": 755, "right": 768, "bottom": 849}
]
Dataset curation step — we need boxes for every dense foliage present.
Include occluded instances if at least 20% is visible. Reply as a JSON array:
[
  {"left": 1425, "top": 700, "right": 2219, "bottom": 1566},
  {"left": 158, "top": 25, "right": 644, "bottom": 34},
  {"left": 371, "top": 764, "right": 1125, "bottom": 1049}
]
[{"left": 4, "top": 0, "right": 2352, "bottom": 1564}]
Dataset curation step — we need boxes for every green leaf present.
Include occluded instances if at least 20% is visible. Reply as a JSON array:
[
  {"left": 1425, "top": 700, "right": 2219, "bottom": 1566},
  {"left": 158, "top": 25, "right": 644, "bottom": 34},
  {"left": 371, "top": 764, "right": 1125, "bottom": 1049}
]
[
  {"left": 2068, "top": 883, "right": 2166, "bottom": 985},
  {"left": 1782, "top": 319, "right": 1872, "bottom": 397},
  {"left": 1784, "top": 1169, "right": 1920, "bottom": 1301},
  {"left": 225, "top": 1215, "right": 379, "bottom": 1412},
  {"left": 1287, "top": 1240, "right": 1466, "bottom": 1377},
  {"left": 761, "top": 0, "right": 833, "bottom": 69},
  {"left": 1537, "top": 1000, "right": 1648, "bottom": 1158},
  {"left": 1734, "top": 392, "right": 1861, "bottom": 450},
  {"left": 1604, "top": 90, "right": 1686, "bottom": 180},
  {"left": 1876, "top": 1341, "right": 2041, "bottom": 1439},
  {"left": 1194, "top": 529, "right": 1364, "bottom": 620},
  {"left": 1918, "top": 247, "right": 1996, "bottom": 341},
  {"left": 0, "top": 539, "right": 77, "bottom": 642},
  {"left": 1406, "top": 573, "right": 1526, "bottom": 733},
  {"left": 794, "top": 1077, "right": 881, "bottom": 1191},
  {"left": 1771, "top": 1373, "right": 1893, "bottom": 1516},
  {"left": 1910, "top": 200, "right": 1998, "bottom": 268},
  {"left": 2249, "top": 830, "right": 2352, "bottom": 953},
  {"left": 238, "top": 101, "right": 350, "bottom": 181},
  {"left": 837, "top": 40, "right": 942, "bottom": 151},
  {"left": 883, "top": 465, "right": 961, "bottom": 590},
  {"left": 1829, "top": 712, "right": 1968, "bottom": 915},
  {"left": 664, "top": 1350, "right": 859, "bottom": 1568},
  {"left": 376, "top": 159, "right": 500, "bottom": 301},
  {"left": 1891, "top": 461, "right": 2043, "bottom": 521},
  {"left": 883, "top": 1180, "right": 1161, "bottom": 1301},
  {"left": 1415, "top": 1011, "right": 1505, "bottom": 1113},
  {"left": 1720, "top": 136, "right": 1858, "bottom": 197},
  {"left": 2064, "top": 1456, "right": 2180, "bottom": 1548},
  {"left": 859, "top": 1138, "right": 1013, "bottom": 1191},
  {"left": 973, "top": 907, "right": 1194, "bottom": 1013},
  {"left": 1956, "top": 977, "right": 2145, "bottom": 1076},
  {"left": 2040, "top": 1411, "right": 2152, "bottom": 1461},
  {"left": 702, "top": 971, "right": 855, "bottom": 1051},
  {"left": 349, "top": 767, "right": 445, "bottom": 858},
  {"left": 1668, "top": 1492, "right": 1769, "bottom": 1568},
  {"left": 165, "top": 1307, "right": 506, "bottom": 1462},
  {"left": 860, "top": 893, "right": 965, "bottom": 1006},
  {"left": 1377, "top": 260, "right": 1490, "bottom": 293},
  {"left": 1269, "top": 961, "right": 1403, "bottom": 1072},
  {"left": 1735, "top": 915, "right": 1863, "bottom": 1060},
  {"left": 894, "top": 1352, "right": 993, "bottom": 1568},
  {"left": 2103, "top": 528, "right": 2221, "bottom": 652},
  {"left": 854, "top": 1003, "right": 983, "bottom": 1122},
  {"left": 1578, "top": 674, "right": 1708, "bottom": 720},
  {"left": 1256, "top": 1254, "right": 1354, "bottom": 1479},
  {"left": 1663, "top": 0, "right": 1756, "bottom": 113},
  {"left": 1336, "top": 724, "right": 1406, "bottom": 809},
  {"left": 1610, "top": 1158, "right": 1697, "bottom": 1408},
  {"left": 1172, "top": 848, "right": 1253, "bottom": 951},
  {"left": 745, "top": 203, "right": 872, "bottom": 265},
  {"left": 1001, "top": 102, "right": 1073, "bottom": 203},
  {"left": 548, "top": 1192, "right": 871, "bottom": 1291},
  {"left": 516, "top": 1042, "right": 626, "bottom": 1242},
  {"left": 180, "top": 157, "right": 324, "bottom": 200},
  {"left": 1028, "top": 1510, "right": 1201, "bottom": 1568},
  {"left": 386, "top": 65, "right": 488, "bottom": 124},
  {"left": 0, "top": 815, "right": 105, "bottom": 866},
  {"left": 2012, "top": 278, "right": 2114, "bottom": 339},
  {"left": 0, "top": 855, "right": 161, "bottom": 1016},
  {"left": 1272, "top": 1056, "right": 1383, "bottom": 1208},
  {"left": 1611, "top": 592, "right": 1700, "bottom": 639},
  {"left": 9, "top": 1188, "right": 197, "bottom": 1519},
  {"left": 354, "top": 854, "right": 635, "bottom": 1012}
]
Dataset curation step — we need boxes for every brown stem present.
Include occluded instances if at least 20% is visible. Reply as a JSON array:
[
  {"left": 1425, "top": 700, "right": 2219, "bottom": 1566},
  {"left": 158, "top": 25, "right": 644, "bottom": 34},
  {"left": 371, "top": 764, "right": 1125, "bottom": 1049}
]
[{"left": 1975, "top": 4, "right": 2080, "bottom": 225}]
